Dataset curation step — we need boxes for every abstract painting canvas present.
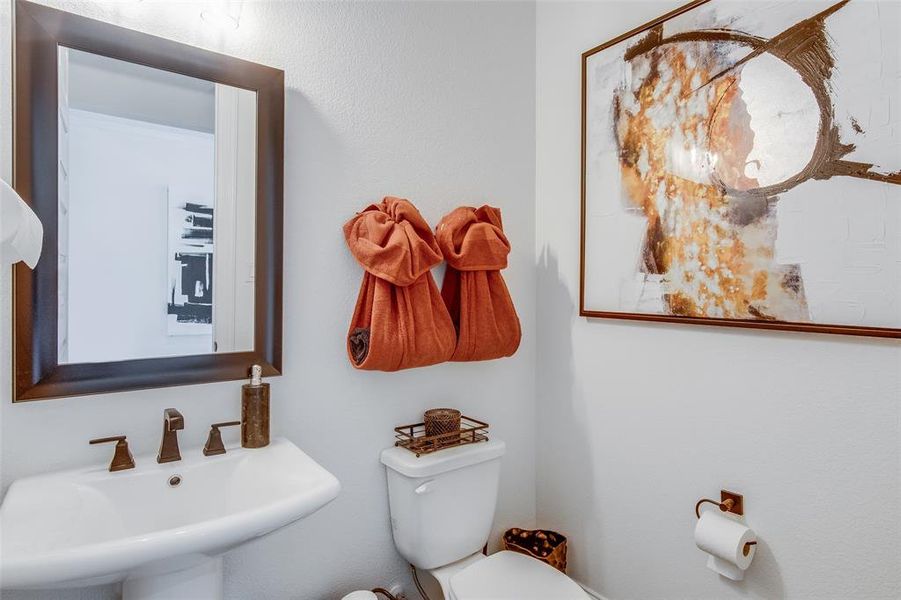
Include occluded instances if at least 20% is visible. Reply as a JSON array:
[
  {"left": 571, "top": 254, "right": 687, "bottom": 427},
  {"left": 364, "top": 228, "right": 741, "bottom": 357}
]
[
  {"left": 580, "top": 0, "right": 900, "bottom": 337},
  {"left": 167, "top": 187, "right": 215, "bottom": 336}
]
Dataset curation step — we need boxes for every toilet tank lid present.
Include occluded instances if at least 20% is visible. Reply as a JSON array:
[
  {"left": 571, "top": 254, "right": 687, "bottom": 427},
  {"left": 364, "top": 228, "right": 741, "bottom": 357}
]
[{"left": 381, "top": 439, "right": 505, "bottom": 478}]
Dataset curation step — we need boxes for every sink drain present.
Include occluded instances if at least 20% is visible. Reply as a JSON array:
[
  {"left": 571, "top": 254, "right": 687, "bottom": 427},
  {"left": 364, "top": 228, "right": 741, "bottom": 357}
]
[{"left": 168, "top": 475, "right": 182, "bottom": 487}]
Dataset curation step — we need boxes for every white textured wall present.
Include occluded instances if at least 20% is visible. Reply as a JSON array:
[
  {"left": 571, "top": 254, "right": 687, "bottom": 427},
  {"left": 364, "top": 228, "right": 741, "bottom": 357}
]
[
  {"left": 535, "top": 2, "right": 900, "bottom": 600},
  {"left": 4, "top": 2, "right": 898, "bottom": 599},
  {"left": 0, "top": 2, "right": 536, "bottom": 599}
]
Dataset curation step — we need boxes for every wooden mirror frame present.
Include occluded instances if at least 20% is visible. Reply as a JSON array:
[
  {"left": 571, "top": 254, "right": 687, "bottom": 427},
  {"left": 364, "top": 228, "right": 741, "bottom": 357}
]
[{"left": 13, "top": 0, "right": 284, "bottom": 401}]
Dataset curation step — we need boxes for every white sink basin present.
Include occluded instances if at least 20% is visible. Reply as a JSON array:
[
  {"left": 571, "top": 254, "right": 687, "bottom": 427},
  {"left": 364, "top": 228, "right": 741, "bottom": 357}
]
[{"left": 0, "top": 437, "right": 340, "bottom": 598}]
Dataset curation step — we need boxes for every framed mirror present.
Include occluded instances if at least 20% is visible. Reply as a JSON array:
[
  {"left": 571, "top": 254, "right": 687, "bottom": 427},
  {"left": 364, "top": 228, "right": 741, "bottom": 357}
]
[{"left": 13, "top": 0, "right": 284, "bottom": 401}]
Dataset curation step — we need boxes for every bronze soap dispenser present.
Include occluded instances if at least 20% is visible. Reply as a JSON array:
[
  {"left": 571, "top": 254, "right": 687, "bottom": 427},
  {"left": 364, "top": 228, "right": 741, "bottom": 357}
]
[{"left": 242, "top": 365, "right": 270, "bottom": 448}]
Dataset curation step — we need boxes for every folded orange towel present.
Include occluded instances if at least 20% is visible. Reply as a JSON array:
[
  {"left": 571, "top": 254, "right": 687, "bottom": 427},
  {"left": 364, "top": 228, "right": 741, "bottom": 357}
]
[
  {"left": 437, "top": 205, "right": 521, "bottom": 361},
  {"left": 344, "top": 197, "right": 456, "bottom": 371}
]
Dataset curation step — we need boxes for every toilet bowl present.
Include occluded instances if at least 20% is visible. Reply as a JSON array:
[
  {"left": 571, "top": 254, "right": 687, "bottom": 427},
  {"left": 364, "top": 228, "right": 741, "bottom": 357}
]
[
  {"left": 427, "top": 549, "right": 587, "bottom": 600},
  {"left": 341, "top": 592, "right": 377, "bottom": 600},
  {"left": 381, "top": 440, "right": 588, "bottom": 600}
]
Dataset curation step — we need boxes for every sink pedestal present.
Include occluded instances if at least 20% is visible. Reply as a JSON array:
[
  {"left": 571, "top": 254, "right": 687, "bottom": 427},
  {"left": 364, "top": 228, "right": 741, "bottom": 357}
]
[{"left": 122, "top": 556, "right": 223, "bottom": 600}]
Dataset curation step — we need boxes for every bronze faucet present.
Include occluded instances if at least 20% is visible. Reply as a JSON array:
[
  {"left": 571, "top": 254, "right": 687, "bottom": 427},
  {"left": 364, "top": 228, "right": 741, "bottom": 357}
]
[
  {"left": 90, "top": 435, "right": 135, "bottom": 472},
  {"left": 203, "top": 421, "right": 241, "bottom": 456},
  {"left": 157, "top": 408, "right": 184, "bottom": 463}
]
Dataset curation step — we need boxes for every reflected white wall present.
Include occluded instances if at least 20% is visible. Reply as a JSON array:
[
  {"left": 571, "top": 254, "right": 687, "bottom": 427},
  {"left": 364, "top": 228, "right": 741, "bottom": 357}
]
[{"left": 66, "top": 109, "right": 215, "bottom": 363}]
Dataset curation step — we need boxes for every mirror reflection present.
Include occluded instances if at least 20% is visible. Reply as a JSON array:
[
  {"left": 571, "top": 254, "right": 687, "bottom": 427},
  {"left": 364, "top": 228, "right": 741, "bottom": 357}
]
[{"left": 57, "top": 48, "right": 257, "bottom": 364}]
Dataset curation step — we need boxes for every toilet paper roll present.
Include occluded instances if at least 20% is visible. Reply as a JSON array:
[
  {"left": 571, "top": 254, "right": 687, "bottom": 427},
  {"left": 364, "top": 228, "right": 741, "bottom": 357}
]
[{"left": 694, "top": 509, "right": 756, "bottom": 581}]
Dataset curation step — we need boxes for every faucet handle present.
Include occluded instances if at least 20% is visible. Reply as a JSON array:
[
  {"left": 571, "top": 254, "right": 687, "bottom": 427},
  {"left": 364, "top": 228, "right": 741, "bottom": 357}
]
[
  {"left": 203, "top": 421, "right": 241, "bottom": 456},
  {"left": 90, "top": 435, "right": 135, "bottom": 472},
  {"left": 164, "top": 408, "right": 184, "bottom": 430}
]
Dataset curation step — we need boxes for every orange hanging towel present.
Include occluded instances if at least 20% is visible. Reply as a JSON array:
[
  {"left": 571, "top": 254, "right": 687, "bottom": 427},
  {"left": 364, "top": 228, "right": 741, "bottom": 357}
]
[
  {"left": 343, "top": 197, "right": 456, "bottom": 371},
  {"left": 437, "top": 205, "right": 521, "bottom": 362}
]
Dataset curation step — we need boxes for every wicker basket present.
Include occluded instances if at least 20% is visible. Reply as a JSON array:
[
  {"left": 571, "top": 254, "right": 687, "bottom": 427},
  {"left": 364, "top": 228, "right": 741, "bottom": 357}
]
[
  {"left": 423, "top": 408, "right": 461, "bottom": 438},
  {"left": 503, "top": 528, "right": 567, "bottom": 573}
]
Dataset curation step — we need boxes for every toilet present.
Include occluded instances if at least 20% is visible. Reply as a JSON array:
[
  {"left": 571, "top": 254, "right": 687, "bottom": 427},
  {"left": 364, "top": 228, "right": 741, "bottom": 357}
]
[{"left": 381, "top": 440, "right": 589, "bottom": 600}]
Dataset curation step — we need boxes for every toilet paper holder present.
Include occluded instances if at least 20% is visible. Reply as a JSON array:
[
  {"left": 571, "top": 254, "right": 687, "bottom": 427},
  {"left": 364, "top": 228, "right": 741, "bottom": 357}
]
[
  {"left": 695, "top": 489, "right": 757, "bottom": 556},
  {"left": 695, "top": 489, "right": 743, "bottom": 518}
]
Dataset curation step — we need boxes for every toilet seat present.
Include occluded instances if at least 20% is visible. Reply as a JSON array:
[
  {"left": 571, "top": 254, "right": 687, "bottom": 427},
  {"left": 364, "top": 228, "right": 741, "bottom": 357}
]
[{"left": 448, "top": 551, "right": 589, "bottom": 600}]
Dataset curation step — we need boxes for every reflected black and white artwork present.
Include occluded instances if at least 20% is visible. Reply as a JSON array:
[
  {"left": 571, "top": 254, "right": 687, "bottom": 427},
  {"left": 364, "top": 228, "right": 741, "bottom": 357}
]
[{"left": 167, "top": 189, "right": 214, "bottom": 335}]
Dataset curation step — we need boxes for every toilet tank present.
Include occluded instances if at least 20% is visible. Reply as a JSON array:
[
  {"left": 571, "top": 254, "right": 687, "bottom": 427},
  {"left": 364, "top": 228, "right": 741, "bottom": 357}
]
[{"left": 380, "top": 439, "right": 505, "bottom": 570}]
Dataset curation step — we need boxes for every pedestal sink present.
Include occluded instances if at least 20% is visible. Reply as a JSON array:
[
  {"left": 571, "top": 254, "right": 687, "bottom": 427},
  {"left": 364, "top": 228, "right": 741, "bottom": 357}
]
[{"left": 0, "top": 438, "right": 340, "bottom": 599}]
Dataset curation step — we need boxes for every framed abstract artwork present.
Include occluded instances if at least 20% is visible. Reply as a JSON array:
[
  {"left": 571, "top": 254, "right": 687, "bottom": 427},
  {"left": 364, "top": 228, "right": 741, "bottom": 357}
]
[{"left": 580, "top": 0, "right": 900, "bottom": 338}]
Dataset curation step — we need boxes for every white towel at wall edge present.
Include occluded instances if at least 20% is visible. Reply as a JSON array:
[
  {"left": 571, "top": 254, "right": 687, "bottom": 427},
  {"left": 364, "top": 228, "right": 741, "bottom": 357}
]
[{"left": 1, "top": 179, "right": 43, "bottom": 268}]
